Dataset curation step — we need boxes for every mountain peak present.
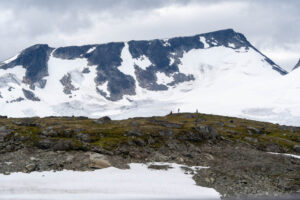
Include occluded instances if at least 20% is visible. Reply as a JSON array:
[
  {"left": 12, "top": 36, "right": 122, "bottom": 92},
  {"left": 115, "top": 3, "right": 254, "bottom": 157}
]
[{"left": 1, "top": 44, "right": 54, "bottom": 88}]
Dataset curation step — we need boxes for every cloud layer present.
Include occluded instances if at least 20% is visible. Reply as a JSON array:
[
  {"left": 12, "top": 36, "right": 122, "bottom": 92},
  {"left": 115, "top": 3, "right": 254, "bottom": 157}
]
[{"left": 0, "top": 0, "right": 299, "bottom": 71}]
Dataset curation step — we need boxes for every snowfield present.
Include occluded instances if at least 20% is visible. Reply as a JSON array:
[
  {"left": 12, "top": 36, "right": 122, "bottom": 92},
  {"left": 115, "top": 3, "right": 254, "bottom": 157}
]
[{"left": 0, "top": 163, "right": 220, "bottom": 200}]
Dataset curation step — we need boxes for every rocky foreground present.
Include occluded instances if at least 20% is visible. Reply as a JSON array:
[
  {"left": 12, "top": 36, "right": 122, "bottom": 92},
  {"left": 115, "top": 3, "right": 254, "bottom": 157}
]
[{"left": 0, "top": 113, "right": 299, "bottom": 199}]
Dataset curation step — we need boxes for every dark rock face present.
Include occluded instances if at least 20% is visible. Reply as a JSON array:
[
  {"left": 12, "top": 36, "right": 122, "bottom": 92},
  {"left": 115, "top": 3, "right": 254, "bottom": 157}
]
[
  {"left": 92, "top": 43, "right": 136, "bottom": 101},
  {"left": 1, "top": 44, "right": 54, "bottom": 88},
  {"left": 82, "top": 68, "right": 90, "bottom": 73},
  {"left": 60, "top": 73, "right": 78, "bottom": 95},
  {"left": 53, "top": 45, "right": 94, "bottom": 60},
  {"left": 55, "top": 43, "right": 136, "bottom": 101},
  {"left": 9, "top": 97, "right": 25, "bottom": 103},
  {"left": 22, "top": 88, "right": 40, "bottom": 101}
]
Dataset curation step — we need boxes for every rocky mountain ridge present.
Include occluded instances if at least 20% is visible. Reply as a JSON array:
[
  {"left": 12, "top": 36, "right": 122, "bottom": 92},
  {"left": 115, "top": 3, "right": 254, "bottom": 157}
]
[{"left": 0, "top": 29, "right": 287, "bottom": 98}]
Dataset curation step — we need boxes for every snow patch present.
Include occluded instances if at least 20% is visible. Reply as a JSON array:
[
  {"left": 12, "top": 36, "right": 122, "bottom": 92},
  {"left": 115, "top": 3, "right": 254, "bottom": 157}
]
[
  {"left": 169, "top": 57, "right": 175, "bottom": 65},
  {"left": 199, "top": 36, "right": 209, "bottom": 48},
  {"left": 0, "top": 163, "right": 220, "bottom": 200},
  {"left": 228, "top": 43, "right": 235, "bottom": 48},
  {"left": 134, "top": 55, "right": 151, "bottom": 70},
  {"left": 118, "top": 43, "right": 136, "bottom": 79},
  {"left": 156, "top": 72, "right": 173, "bottom": 85},
  {"left": 268, "top": 152, "right": 300, "bottom": 159},
  {"left": 97, "top": 81, "right": 110, "bottom": 98},
  {"left": 162, "top": 39, "right": 171, "bottom": 47},
  {"left": 86, "top": 46, "right": 96, "bottom": 54}
]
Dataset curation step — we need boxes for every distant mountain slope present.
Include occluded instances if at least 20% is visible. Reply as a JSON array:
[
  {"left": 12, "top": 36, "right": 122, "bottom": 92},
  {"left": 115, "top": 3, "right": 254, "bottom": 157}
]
[
  {"left": 292, "top": 58, "right": 300, "bottom": 70},
  {"left": 1, "top": 29, "right": 299, "bottom": 125}
]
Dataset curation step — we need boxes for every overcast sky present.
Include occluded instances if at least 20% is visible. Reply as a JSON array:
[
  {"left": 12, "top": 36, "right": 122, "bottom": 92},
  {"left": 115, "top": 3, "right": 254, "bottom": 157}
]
[{"left": 0, "top": 0, "right": 299, "bottom": 71}]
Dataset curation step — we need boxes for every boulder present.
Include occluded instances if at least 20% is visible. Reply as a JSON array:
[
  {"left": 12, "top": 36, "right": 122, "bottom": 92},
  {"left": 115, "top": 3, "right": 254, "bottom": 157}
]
[
  {"left": 40, "top": 126, "right": 58, "bottom": 137},
  {"left": 148, "top": 164, "right": 171, "bottom": 170},
  {"left": 265, "top": 144, "right": 282, "bottom": 153},
  {"left": 52, "top": 139, "right": 75, "bottom": 151},
  {"left": 247, "top": 126, "right": 264, "bottom": 135},
  {"left": 227, "top": 124, "right": 236, "bottom": 128},
  {"left": 293, "top": 145, "right": 300, "bottom": 153},
  {"left": 0, "top": 126, "right": 12, "bottom": 142},
  {"left": 244, "top": 136, "right": 258, "bottom": 143},
  {"left": 88, "top": 153, "right": 111, "bottom": 169},
  {"left": 181, "top": 131, "right": 203, "bottom": 142},
  {"left": 76, "top": 133, "right": 92, "bottom": 142},
  {"left": 158, "top": 129, "right": 174, "bottom": 137},
  {"left": 12, "top": 118, "right": 39, "bottom": 126},
  {"left": 181, "top": 125, "right": 219, "bottom": 142},
  {"left": 126, "top": 130, "right": 143, "bottom": 137},
  {"left": 133, "top": 138, "right": 146, "bottom": 146},
  {"left": 195, "top": 125, "right": 219, "bottom": 140},
  {"left": 94, "top": 116, "right": 111, "bottom": 125},
  {"left": 36, "top": 139, "right": 53, "bottom": 149},
  {"left": 152, "top": 152, "right": 168, "bottom": 162},
  {"left": 25, "top": 163, "right": 36, "bottom": 172},
  {"left": 150, "top": 120, "right": 182, "bottom": 128}
]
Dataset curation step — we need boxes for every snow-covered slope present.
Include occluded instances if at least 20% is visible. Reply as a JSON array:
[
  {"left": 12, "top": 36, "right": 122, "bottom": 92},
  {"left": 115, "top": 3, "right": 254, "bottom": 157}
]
[{"left": 1, "top": 29, "right": 299, "bottom": 125}]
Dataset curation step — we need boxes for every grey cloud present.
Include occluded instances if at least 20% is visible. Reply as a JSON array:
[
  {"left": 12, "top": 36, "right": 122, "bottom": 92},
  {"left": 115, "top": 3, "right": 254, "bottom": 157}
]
[{"left": 0, "top": 0, "right": 299, "bottom": 70}]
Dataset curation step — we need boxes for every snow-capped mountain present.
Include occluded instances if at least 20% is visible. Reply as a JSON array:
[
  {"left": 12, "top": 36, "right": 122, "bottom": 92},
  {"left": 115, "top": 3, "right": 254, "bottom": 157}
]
[{"left": 1, "top": 29, "right": 299, "bottom": 125}]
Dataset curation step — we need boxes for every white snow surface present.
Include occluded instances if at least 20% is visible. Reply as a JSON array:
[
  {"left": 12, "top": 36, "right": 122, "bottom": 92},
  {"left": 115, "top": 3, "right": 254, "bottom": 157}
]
[
  {"left": 86, "top": 46, "right": 96, "bottom": 54},
  {"left": 156, "top": 72, "right": 173, "bottom": 85},
  {"left": 0, "top": 163, "right": 220, "bottom": 200},
  {"left": 1, "top": 44, "right": 300, "bottom": 125},
  {"left": 268, "top": 152, "right": 300, "bottom": 159},
  {"left": 199, "top": 36, "right": 209, "bottom": 48}
]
